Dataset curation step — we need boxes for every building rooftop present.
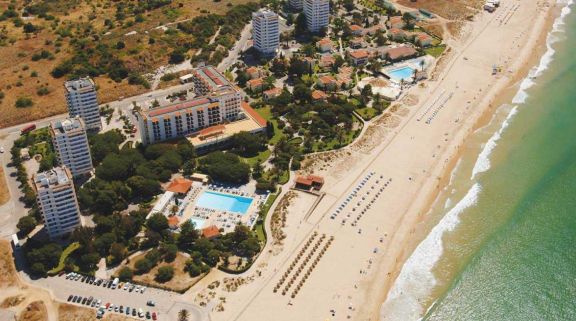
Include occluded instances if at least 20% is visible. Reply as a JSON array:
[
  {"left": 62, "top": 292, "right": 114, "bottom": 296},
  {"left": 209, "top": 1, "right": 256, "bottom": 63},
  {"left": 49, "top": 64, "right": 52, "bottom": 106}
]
[
  {"left": 166, "top": 178, "right": 193, "bottom": 194},
  {"left": 34, "top": 166, "right": 72, "bottom": 189},
  {"left": 64, "top": 77, "right": 95, "bottom": 93},
  {"left": 202, "top": 225, "right": 221, "bottom": 239},
  {"left": 349, "top": 50, "right": 369, "bottom": 59},
  {"left": 51, "top": 117, "right": 85, "bottom": 135},
  {"left": 312, "top": 90, "right": 328, "bottom": 100}
]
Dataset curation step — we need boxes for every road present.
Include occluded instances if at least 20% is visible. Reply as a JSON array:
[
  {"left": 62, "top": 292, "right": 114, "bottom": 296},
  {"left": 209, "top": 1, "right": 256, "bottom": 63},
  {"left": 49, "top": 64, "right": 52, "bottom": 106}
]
[{"left": 218, "top": 23, "right": 252, "bottom": 72}]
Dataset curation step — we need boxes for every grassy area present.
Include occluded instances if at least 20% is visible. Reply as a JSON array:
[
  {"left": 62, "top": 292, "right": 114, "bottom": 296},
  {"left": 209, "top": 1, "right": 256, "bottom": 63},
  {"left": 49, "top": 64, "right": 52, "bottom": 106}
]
[
  {"left": 0, "top": 166, "right": 9, "bottom": 206},
  {"left": 48, "top": 242, "right": 80, "bottom": 276},
  {"left": 425, "top": 45, "right": 447, "bottom": 58},
  {"left": 254, "top": 188, "right": 282, "bottom": 243},
  {"left": 356, "top": 107, "right": 379, "bottom": 121},
  {"left": 256, "top": 106, "right": 285, "bottom": 145},
  {"left": 241, "top": 149, "right": 271, "bottom": 168}
]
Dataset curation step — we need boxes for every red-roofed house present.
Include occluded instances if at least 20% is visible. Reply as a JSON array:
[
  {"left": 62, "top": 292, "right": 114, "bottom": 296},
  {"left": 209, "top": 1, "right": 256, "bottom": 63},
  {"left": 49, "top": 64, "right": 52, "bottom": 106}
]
[
  {"left": 317, "top": 38, "right": 334, "bottom": 53},
  {"left": 389, "top": 28, "right": 407, "bottom": 41},
  {"left": 167, "top": 178, "right": 193, "bottom": 195},
  {"left": 319, "top": 55, "right": 336, "bottom": 71},
  {"left": 317, "top": 75, "right": 338, "bottom": 91},
  {"left": 312, "top": 90, "right": 328, "bottom": 101},
  {"left": 202, "top": 225, "right": 221, "bottom": 239},
  {"left": 295, "top": 175, "right": 325, "bottom": 191},
  {"left": 414, "top": 33, "right": 433, "bottom": 47},
  {"left": 350, "top": 24, "right": 364, "bottom": 36},
  {"left": 349, "top": 50, "right": 369, "bottom": 65},
  {"left": 168, "top": 216, "right": 180, "bottom": 230},
  {"left": 247, "top": 78, "right": 264, "bottom": 91},
  {"left": 385, "top": 46, "right": 419, "bottom": 62},
  {"left": 246, "top": 66, "right": 264, "bottom": 79},
  {"left": 387, "top": 16, "right": 406, "bottom": 29},
  {"left": 349, "top": 37, "right": 366, "bottom": 49},
  {"left": 263, "top": 87, "right": 282, "bottom": 101}
]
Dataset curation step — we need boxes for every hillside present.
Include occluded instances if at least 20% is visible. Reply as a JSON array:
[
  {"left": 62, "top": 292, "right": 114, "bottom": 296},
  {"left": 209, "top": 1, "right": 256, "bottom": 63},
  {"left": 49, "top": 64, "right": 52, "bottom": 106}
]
[{"left": 0, "top": 0, "right": 257, "bottom": 128}]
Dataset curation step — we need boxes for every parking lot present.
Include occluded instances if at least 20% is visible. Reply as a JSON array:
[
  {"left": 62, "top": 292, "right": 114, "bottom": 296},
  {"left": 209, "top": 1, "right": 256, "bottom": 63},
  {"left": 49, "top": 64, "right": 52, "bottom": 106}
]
[{"left": 31, "top": 273, "right": 207, "bottom": 321}]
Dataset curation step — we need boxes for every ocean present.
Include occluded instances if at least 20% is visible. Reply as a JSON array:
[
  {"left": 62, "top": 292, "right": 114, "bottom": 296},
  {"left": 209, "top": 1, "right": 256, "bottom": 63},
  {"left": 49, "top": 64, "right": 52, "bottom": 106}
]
[{"left": 382, "top": 1, "right": 576, "bottom": 320}]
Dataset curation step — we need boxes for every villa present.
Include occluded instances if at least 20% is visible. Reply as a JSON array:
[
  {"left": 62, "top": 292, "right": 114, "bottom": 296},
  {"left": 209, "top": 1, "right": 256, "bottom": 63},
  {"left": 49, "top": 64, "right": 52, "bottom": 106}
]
[
  {"left": 319, "top": 55, "right": 335, "bottom": 70},
  {"left": 387, "top": 16, "right": 406, "bottom": 29},
  {"left": 317, "top": 38, "right": 334, "bottom": 52},
  {"left": 349, "top": 49, "right": 369, "bottom": 65},
  {"left": 385, "top": 46, "right": 419, "bottom": 62},
  {"left": 350, "top": 37, "right": 366, "bottom": 49},
  {"left": 389, "top": 28, "right": 407, "bottom": 41},
  {"left": 246, "top": 66, "right": 264, "bottom": 79},
  {"left": 247, "top": 78, "right": 265, "bottom": 91},
  {"left": 317, "top": 75, "right": 338, "bottom": 90},
  {"left": 263, "top": 87, "right": 282, "bottom": 101},
  {"left": 166, "top": 177, "right": 193, "bottom": 196},
  {"left": 202, "top": 225, "right": 221, "bottom": 239},
  {"left": 414, "top": 33, "right": 433, "bottom": 47},
  {"left": 350, "top": 24, "right": 364, "bottom": 36},
  {"left": 312, "top": 89, "right": 328, "bottom": 101}
]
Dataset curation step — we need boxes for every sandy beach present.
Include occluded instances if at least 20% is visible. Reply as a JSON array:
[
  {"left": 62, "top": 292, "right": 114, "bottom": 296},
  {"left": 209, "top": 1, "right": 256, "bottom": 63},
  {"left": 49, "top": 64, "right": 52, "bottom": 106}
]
[{"left": 185, "top": 1, "right": 563, "bottom": 321}]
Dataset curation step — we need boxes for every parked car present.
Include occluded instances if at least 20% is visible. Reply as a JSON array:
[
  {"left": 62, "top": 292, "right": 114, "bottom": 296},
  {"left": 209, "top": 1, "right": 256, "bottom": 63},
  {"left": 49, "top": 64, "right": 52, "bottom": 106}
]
[
  {"left": 132, "top": 309, "right": 137, "bottom": 316},
  {"left": 105, "top": 303, "right": 110, "bottom": 309},
  {"left": 140, "top": 286, "right": 147, "bottom": 293},
  {"left": 146, "top": 300, "right": 155, "bottom": 307},
  {"left": 152, "top": 312, "right": 157, "bottom": 320},
  {"left": 146, "top": 311, "right": 151, "bottom": 319},
  {"left": 126, "top": 307, "right": 131, "bottom": 315},
  {"left": 81, "top": 297, "right": 87, "bottom": 305},
  {"left": 67, "top": 295, "right": 73, "bottom": 302}
]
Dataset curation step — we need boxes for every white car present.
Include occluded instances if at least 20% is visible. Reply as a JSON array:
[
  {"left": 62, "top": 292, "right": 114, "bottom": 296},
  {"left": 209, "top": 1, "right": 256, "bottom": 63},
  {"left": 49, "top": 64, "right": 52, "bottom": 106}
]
[{"left": 0, "top": 146, "right": 4, "bottom": 153}]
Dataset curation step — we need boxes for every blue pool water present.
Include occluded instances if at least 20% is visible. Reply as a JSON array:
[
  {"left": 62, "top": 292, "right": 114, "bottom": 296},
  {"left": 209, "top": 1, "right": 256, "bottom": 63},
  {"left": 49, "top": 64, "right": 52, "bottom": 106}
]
[
  {"left": 189, "top": 217, "right": 206, "bottom": 229},
  {"left": 196, "top": 191, "right": 253, "bottom": 214},
  {"left": 387, "top": 66, "right": 415, "bottom": 81}
]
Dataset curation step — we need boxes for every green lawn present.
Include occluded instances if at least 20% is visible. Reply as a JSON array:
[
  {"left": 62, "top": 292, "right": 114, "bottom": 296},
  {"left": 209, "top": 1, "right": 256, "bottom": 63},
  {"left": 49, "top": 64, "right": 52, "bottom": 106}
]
[
  {"left": 48, "top": 242, "right": 80, "bottom": 276},
  {"left": 241, "top": 149, "right": 271, "bottom": 168},
  {"left": 425, "top": 45, "right": 447, "bottom": 58},
  {"left": 254, "top": 188, "right": 282, "bottom": 243},
  {"left": 356, "top": 107, "right": 379, "bottom": 121},
  {"left": 256, "top": 106, "right": 285, "bottom": 145}
]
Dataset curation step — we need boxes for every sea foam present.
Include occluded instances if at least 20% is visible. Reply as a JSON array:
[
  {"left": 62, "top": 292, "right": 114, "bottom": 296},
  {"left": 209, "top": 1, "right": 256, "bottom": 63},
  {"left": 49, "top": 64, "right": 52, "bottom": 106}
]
[
  {"left": 470, "top": 106, "right": 518, "bottom": 180},
  {"left": 380, "top": 183, "right": 482, "bottom": 321}
]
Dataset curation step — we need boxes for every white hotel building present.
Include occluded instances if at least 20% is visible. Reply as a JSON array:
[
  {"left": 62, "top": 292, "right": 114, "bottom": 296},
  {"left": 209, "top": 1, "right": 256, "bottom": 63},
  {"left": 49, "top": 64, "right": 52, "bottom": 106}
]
[
  {"left": 137, "top": 66, "right": 242, "bottom": 145},
  {"left": 252, "top": 9, "right": 280, "bottom": 58},
  {"left": 50, "top": 117, "right": 93, "bottom": 178},
  {"left": 304, "top": 0, "right": 330, "bottom": 33},
  {"left": 64, "top": 77, "right": 102, "bottom": 131},
  {"left": 33, "top": 167, "right": 82, "bottom": 238},
  {"left": 289, "top": 0, "right": 304, "bottom": 10}
]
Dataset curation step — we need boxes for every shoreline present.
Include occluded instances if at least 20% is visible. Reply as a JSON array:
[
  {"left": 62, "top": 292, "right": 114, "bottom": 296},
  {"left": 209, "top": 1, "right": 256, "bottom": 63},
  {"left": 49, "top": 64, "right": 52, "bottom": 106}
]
[{"left": 373, "top": 1, "right": 563, "bottom": 320}]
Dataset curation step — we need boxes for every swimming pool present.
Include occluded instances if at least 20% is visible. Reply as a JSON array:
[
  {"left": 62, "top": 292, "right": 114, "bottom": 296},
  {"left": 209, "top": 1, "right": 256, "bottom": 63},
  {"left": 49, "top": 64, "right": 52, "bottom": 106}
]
[
  {"left": 387, "top": 66, "right": 415, "bottom": 82},
  {"left": 196, "top": 191, "right": 253, "bottom": 214},
  {"left": 189, "top": 217, "right": 206, "bottom": 229}
]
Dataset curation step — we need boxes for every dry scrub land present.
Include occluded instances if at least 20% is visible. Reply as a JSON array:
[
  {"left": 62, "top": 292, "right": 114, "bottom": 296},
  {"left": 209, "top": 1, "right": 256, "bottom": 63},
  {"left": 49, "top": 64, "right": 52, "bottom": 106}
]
[{"left": 0, "top": 0, "right": 254, "bottom": 129}]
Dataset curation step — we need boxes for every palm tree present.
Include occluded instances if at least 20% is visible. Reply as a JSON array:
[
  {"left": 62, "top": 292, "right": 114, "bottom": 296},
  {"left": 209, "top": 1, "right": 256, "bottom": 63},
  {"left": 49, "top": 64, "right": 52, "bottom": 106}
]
[{"left": 178, "top": 309, "right": 189, "bottom": 321}]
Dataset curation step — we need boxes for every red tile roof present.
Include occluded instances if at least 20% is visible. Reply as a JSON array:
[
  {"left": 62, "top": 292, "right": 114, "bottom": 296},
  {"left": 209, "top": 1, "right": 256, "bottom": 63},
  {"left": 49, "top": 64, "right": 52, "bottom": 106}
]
[
  {"left": 202, "top": 225, "right": 220, "bottom": 239},
  {"left": 350, "top": 24, "right": 363, "bottom": 31},
  {"left": 319, "top": 75, "right": 337, "bottom": 84},
  {"left": 349, "top": 50, "right": 369, "bottom": 59},
  {"left": 241, "top": 102, "right": 267, "bottom": 127},
  {"left": 168, "top": 216, "right": 180, "bottom": 227},
  {"left": 167, "top": 178, "right": 193, "bottom": 194},
  {"left": 248, "top": 78, "right": 264, "bottom": 87},
  {"left": 312, "top": 90, "right": 328, "bottom": 100}
]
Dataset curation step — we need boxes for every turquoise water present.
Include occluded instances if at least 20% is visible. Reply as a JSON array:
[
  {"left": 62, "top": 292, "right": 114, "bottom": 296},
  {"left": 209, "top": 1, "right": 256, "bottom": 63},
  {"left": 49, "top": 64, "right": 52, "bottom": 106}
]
[
  {"left": 421, "top": 3, "right": 576, "bottom": 320},
  {"left": 189, "top": 217, "right": 206, "bottom": 229},
  {"left": 196, "top": 191, "right": 253, "bottom": 214},
  {"left": 387, "top": 66, "right": 415, "bottom": 81}
]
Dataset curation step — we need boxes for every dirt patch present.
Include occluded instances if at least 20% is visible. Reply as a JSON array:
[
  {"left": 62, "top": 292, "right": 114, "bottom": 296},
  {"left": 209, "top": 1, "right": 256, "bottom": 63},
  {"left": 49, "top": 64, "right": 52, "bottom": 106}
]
[
  {"left": 0, "top": 240, "right": 19, "bottom": 288},
  {"left": 58, "top": 303, "right": 138, "bottom": 321},
  {"left": 18, "top": 301, "right": 47, "bottom": 321},
  {"left": 270, "top": 191, "right": 297, "bottom": 245},
  {"left": 396, "top": 0, "right": 484, "bottom": 20},
  {"left": 123, "top": 252, "right": 201, "bottom": 292},
  {"left": 0, "top": 165, "right": 9, "bottom": 206},
  {"left": 2, "top": 295, "right": 25, "bottom": 308}
]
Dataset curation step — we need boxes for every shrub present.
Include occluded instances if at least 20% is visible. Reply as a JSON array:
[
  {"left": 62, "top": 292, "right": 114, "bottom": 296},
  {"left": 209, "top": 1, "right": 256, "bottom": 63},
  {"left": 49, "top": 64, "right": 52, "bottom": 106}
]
[
  {"left": 15, "top": 97, "right": 33, "bottom": 108},
  {"left": 134, "top": 258, "right": 152, "bottom": 274},
  {"left": 118, "top": 266, "right": 133, "bottom": 281},
  {"left": 155, "top": 266, "right": 174, "bottom": 283}
]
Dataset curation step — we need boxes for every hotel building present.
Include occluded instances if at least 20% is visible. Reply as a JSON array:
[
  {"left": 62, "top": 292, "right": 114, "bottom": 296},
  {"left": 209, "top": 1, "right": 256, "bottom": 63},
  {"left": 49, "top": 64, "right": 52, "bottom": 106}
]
[
  {"left": 137, "top": 66, "right": 242, "bottom": 145},
  {"left": 50, "top": 117, "right": 93, "bottom": 177},
  {"left": 33, "top": 167, "right": 82, "bottom": 238},
  {"left": 64, "top": 77, "right": 102, "bottom": 131},
  {"left": 289, "top": 0, "right": 304, "bottom": 10},
  {"left": 252, "top": 9, "right": 280, "bottom": 58},
  {"left": 304, "top": 0, "right": 330, "bottom": 33}
]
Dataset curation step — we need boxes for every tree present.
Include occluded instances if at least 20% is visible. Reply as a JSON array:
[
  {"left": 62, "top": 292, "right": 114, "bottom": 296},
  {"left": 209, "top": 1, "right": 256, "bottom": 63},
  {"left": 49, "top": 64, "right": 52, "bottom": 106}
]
[
  {"left": 293, "top": 83, "right": 312, "bottom": 103},
  {"left": 155, "top": 266, "right": 174, "bottom": 282},
  {"left": 169, "top": 49, "right": 186, "bottom": 64},
  {"left": 178, "top": 309, "right": 190, "bottom": 321},
  {"left": 17, "top": 216, "right": 37, "bottom": 236},
  {"left": 147, "top": 213, "right": 169, "bottom": 233},
  {"left": 294, "top": 13, "right": 307, "bottom": 37},
  {"left": 343, "top": 0, "right": 355, "bottom": 12},
  {"left": 198, "top": 152, "right": 250, "bottom": 184},
  {"left": 134, "top": 258, "right": 153, "bottom": 274},
  {"left": 361, "top": 84, "right": 373, "bottom": 105},
  {"left": 160, "top": 243, "right": 178, "bottom": 262},
  {"left": 402, "top": 12, "right": 415, "bottom": 29},
  {"left": 118, "top": 266, "right": 133, "bottom": 281},
  {"left": 178, "top": 221, "right": 199, "bottom": 251},
  {"left": 127, "top": 176, "right": 161, "bottom": 199},
  {"left": 109, "top": 242, "right": 127, "bottom": 264},
  {"left": 229, "top": 132, "right": 266, "bottom": 157}
]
